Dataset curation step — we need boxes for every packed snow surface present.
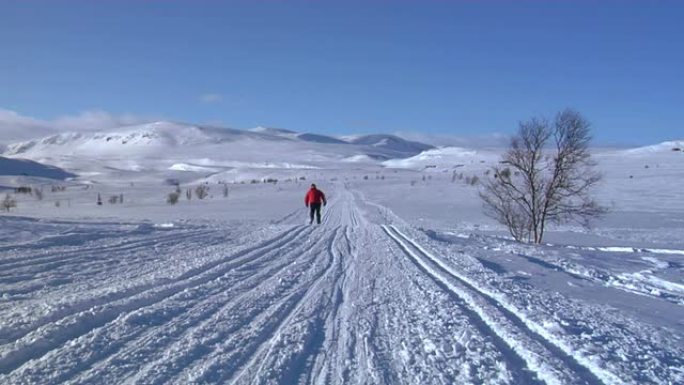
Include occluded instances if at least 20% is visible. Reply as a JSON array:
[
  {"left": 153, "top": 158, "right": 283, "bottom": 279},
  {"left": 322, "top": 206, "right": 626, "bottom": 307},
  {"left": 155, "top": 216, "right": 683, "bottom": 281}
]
[{"left": 1, "top": 135, "right": 683, "bottom": 384}]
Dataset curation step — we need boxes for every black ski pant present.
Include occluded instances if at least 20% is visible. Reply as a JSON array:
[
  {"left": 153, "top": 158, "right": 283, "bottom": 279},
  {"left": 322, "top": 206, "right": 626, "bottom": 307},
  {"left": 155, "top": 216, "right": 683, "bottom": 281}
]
[{"left": 309, "top": 203, "right": 322, "bottom": 224}]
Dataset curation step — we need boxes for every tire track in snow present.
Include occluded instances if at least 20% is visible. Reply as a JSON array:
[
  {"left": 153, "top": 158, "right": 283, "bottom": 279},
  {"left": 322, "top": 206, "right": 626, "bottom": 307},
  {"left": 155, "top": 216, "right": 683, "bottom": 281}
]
[
  {"left": 0, "top": 225, "right": 311, "bottom": 376},
  {"left": 383, "top": 225, "right": 623, "bottom": 385}
]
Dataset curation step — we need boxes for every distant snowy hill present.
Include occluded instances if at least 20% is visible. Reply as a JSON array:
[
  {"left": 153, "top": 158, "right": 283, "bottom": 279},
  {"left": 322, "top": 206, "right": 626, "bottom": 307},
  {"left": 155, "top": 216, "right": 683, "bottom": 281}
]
[
  {"left": 296, "top": 133, "right": 348, "bottom": 144},
  {"left": 248, "top": 126, "right": 297, "bottom": 135},
  {"left": 3, "top": 121, "right": 288, "bottom": 157},
  {"left": 383, "top": 146, "right": 494, "bottom": 170},
  {"left": 2, "top": 121, "right": 435, "bottom": 180},
  {"left": 0, "top": 156, "right": 76, "bottom": 180},
  {"left": 5, "top": 120, "right": 682, "bottom": 185},
  {"left": 348, "top": 134, "right": 434, "bottom": 157},
  {"left": 5, "top": 121, "right": 432, "bottom": 159},
  {"left": 248, "top": 127, "right": 346, "bottom": 144},
  {"left": 620, "top": 140, "right": 684, "bottom": 155}
]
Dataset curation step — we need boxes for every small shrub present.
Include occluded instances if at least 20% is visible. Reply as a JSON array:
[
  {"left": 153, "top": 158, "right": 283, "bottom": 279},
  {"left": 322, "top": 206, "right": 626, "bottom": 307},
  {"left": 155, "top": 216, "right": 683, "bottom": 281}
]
[
  {"left": 498, "top": 168, "right": 511, "bottom": 179},
  {"left": 15, "top": 186, "right": 32, "bottom": 195},
  {"left": 108, "top": 195, "right": 119, "bottom": 204},
  {"left": 464, "top": 174, "right": 480, "bottom": 185},
  {"left": 167, "top": 192, "right": 180, "bottom": 204},
  {"left": 195, "top": 185, "right": 209, "bottom": 199},
  {"left": 2, "top": 194, "right": 17, "bottom": 212}
]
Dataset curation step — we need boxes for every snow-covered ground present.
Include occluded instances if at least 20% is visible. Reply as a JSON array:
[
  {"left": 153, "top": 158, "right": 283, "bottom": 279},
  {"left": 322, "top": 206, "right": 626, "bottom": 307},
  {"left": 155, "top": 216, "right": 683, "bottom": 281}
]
[{"left": 1, "top": 127, "right": 683, "bottom": 384}]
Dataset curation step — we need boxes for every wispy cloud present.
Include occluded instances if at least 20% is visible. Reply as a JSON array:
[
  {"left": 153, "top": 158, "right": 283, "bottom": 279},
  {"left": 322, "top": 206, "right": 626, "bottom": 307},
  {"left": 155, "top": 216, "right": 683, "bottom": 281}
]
[
  {"left": 51, "top": 110, "right": 151, "bottom": 132},
  {"left": 200, "top": 93, "right": 223, "bottom": 103},
  {"left": 0, "top": 109, "right": 54, "bottom": 142},
  {"left": 0, "top": 108, "right": 155, "bottom": 143}
]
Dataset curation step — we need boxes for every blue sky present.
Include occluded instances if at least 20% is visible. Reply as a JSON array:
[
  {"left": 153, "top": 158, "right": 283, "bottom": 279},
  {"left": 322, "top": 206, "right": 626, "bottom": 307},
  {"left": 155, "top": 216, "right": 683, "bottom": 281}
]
[{"left": 1, "top": 1, "right": 682, "bottom": 145}]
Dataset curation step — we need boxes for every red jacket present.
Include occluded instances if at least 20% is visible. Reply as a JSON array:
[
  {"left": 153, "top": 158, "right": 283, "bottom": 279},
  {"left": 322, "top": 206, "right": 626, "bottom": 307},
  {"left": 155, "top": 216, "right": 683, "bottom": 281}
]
[{"left": 305, "top": 188, "right": 326, "bottom": 206}]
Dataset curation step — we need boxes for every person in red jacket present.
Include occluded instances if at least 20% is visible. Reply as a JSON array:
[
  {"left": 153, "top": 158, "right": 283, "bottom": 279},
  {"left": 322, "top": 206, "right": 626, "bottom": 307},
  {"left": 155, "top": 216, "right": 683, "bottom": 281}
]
[{"left": 304, "top": 183, "right": 327, "bottom": 224}]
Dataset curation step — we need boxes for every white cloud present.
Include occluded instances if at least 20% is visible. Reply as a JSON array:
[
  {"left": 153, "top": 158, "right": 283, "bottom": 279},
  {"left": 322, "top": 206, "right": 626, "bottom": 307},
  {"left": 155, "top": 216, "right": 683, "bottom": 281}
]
[
  {"left": 200, "top": 93, "right": 223, "bottom": 103},
  {"left": 0, "top": 109, "right": 55, "bottom": 142},
  {"left": 52, "top": 110, "right": 151, "bottom": 132},
  {"left": 0, "top": 108, "right": 154, "bottom": 144}
]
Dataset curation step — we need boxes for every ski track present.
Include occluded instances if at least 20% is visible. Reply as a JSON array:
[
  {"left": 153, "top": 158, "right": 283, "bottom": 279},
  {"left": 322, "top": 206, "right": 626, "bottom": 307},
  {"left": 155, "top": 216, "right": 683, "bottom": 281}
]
[
  {"left": 0, "top": 228, "right": 219, "bottom": 300},
  {"left": 0, "top": 225, "right": 311, "bottom": 375},
  {"left": 77, "top": 228, "right": 332, "bottom": 385},
  {"left": 0, "top": 225, "right": 268, "bottom": 332},
  {"left": 382, "top": 225, "right": 622, "bottom": 385},
  {"left": 516, "top": 252, "right": 684, "bottom": 306},
  {"left": 0, "top": 186, "right": 673, "bottom": 384}
]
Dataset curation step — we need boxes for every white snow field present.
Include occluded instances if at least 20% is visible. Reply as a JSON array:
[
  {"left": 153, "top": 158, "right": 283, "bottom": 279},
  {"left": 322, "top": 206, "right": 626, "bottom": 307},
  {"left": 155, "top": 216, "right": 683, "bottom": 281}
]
[{"left": 1, "top": 125, "right": 683, "bottom": 384}]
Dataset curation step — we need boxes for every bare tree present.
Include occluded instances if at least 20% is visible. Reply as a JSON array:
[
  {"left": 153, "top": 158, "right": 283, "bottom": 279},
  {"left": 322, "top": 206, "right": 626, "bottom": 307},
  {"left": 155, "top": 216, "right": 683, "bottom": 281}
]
[{"left": 480, "top": 109, "right": 607, "bottom": 243}]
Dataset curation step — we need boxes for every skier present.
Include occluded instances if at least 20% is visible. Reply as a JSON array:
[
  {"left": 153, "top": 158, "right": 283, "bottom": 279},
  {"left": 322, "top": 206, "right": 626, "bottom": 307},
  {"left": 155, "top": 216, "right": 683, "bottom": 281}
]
[{"left": 304, "top": 183, "right": 327, "bottom": 224}]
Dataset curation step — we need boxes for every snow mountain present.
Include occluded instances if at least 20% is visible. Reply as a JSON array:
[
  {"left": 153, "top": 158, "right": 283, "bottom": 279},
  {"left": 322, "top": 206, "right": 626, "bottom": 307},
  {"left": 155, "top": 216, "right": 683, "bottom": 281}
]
[
  {"left": 383, "top": 146, "right": 486, "bottom": 170},
  {"left": 1, "top": 121, "right": 437, "bottom": 181},
  {"left": 347, "top": 134, "right": 435, "bottom": 158},
  {"left": 3, "top": 122, "right": 290, "bottom": 157}
]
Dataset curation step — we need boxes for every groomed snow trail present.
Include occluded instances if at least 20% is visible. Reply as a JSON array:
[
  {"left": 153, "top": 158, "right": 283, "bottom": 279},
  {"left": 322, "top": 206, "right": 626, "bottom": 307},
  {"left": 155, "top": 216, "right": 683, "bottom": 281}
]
[{"left": 0, "top": 187, "right": 674, "bottom": 384}]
